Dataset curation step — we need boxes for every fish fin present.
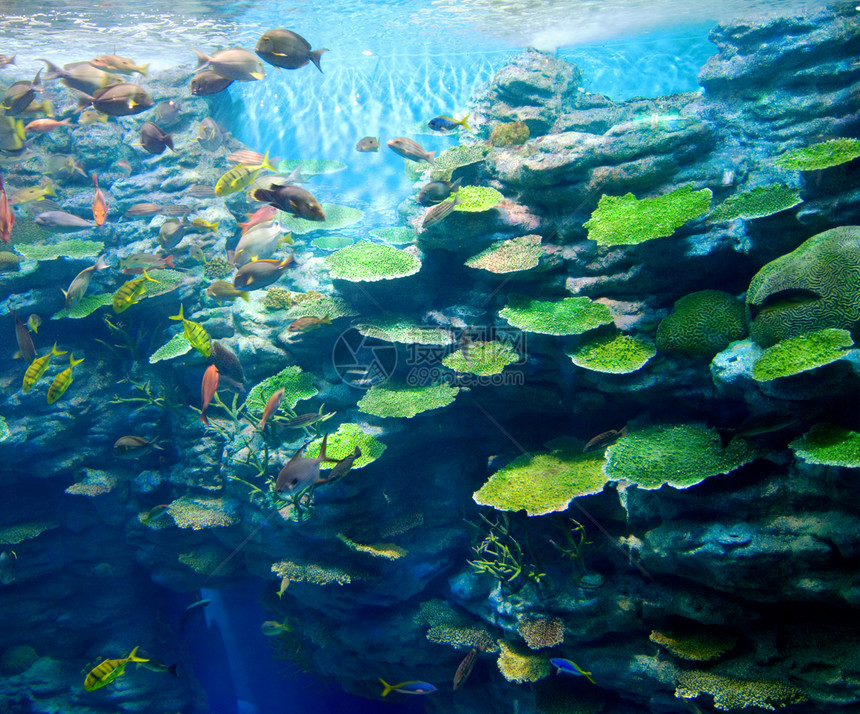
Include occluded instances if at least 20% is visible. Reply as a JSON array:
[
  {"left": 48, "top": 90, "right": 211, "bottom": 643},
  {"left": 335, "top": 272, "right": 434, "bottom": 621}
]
[
  {"left": 164, "top": 255, "right": 175, "bottom": 268},
  {"left": 426, "top": 150, "right": 436, "bottom": 165},
  {"left": 322, "top": 315, "right": 332, "bottom": 324},
  {"left": 191, "top": 49, "right": 210, "bottom": 71},
  {"left": 13, "top": 350, "right": 20, "bottom": 360},
  {"left": 14, "top": 119, "right": 24, "bottom": 141},
  {"left": 379, "top": 679, "right": 393, "bottom": 697},
  {"left": 167, "top": 663, "right": 178, "bottom": 677},
  {"left": 319, "top": 433, "right": 329, "bottom": 461},
  {"left": 260, "top": 151, "right": 276, "bottom": 173},
  {"left": 127, "top": 646, "right": 149, "bottom": 663},
  {"left": 460, "top": 113, "right": 471, "bottom": 131},
  {"left": 309, "top": 48, "right": 328, "bottom": 73},
  {"left": 450, "top": 176, "right": 464, "bottom": 192},
  {"left": 239, "top": 291, "right": 249, "bottom": 302},
  {"left": 139, "top": 63, "right": 149, "bottom": 78},
  {"left": 200, "top": 412, "right": 209, "bottom": 426},
  {"left": 168, "top": 304, "right": 185, "bottom": 321},
  {"left": 142, "top": 270, "right": 160, "bottom": 283},
  {"left": 37, "top": 58, "right": 62, "bottom": 79},
  {"left": 69, "top": 354, "right": 84, "bottom": 368}
]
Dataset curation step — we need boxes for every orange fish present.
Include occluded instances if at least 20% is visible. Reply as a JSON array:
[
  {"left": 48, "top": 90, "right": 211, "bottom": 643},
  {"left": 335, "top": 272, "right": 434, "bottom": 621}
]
[
  {"left": 0, "top": 174, "right": 13, "bottom": 244},
  {"left": 237, "top": 205, "right": 277, "bottom": 233},
  {"left": 91, "top": 173, "right": 108, "bottom": 226},
  {"left": 200, "top": 364, "right": 219, "bottom": 425},
  {"left": 23, "top": 117, "right": 72, "bottom": 133},
  {"left": 257, "top": 387, "right": 284, "bottom": 430}
]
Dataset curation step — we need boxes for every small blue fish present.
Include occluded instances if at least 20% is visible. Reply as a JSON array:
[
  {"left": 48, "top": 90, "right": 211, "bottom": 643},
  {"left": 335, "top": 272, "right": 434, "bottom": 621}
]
[
  {"left": 428, "top": 114, "right": 471, "bottom": 132},
  {"left": 550, "top": 658, "right": 595, "bottom": 684},
  {"left": 379, "top": 678, "right": 437, "bottom": 696}
]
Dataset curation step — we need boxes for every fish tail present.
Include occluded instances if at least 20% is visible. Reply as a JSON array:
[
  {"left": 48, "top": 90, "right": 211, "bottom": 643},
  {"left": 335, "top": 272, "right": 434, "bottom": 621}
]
[
  {"left": 169, "top": 304, "right": 184, "bottom": 321},
  {"left": 92, "top": 173, "right": 99, "bottom": 189},
  {"left": 142, "top": 269, "right": 160, "bottom": 283},
  {"left": 37, "top": 58, "right": 62, "bottom": 79},
  {"left": 164, "top": 255, "right": 175, "bottom": 268},
  {"left": 252, "top": 188, "right": 273, "bottom": 203},
  {"left": 426, "top": 150, "right": 436, "bottom": 165},
  {"left": 192, "top": 49, "right": 210, "bottom": 71},
  {"left": 127, "top": 646, "right": 149, "bottom": 663},
  {"left": 69, "top": 354, "right": 84, "bottom": 368},
  {"left": 583, "top": 671, "right": 596, "bottom": 685},
  {"left": 319, "top": 433, "right": 329, "bottom": 460},
  {"left": 200, "top": 411, "right": 209, "bottom": 426},
  {"left": 165, "top": 134, "right": 177, "bottom": 152},
  {"left": 239, "top": 291, "right": 249, "bottom": 303},
  {"left": 322, "top": 315, "right": 332, "bottom": 324},
  {"left": 50, "top": 342, "right": 67, "bottom": 357},
  {"left": 379, "top": 678, "right": 393, "bottom": 697},
  {"left": 460, "top": 113, "right": 471, "bottom": 131},
  {"left": 14, "top": 120, "right": 24, "bottom": 141},
  {"left": 94, "top": 254, "right": 109, "bottom": 270},
  {"left": 139, "top": 63, "right": 149, "bottom": 78},
  {"left": 45, "top": 182, "right": 57, "bottom": 197},
  {"left": 260, "top": 151, "right": 276, "bottom": 173},
  {"left": 309, "top": 48, "right": 328, "bottom": 73}
]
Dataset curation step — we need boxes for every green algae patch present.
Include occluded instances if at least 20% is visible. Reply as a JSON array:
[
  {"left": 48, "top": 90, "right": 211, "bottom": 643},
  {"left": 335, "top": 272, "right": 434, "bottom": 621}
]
[
  {"left": 356, "top": 318, "right": 454, "bottom": 345},
  {"left": 278, "top": 203, "right": 363, "bottom": 234},
  {"left": 569, "top": 332, "right": 656, "bottom": 373},
  {"left": 584, "top": 185, "right": 712, "bottom": 246},
  {"left": 499, "top": 295, "right": 613, "bottom": 335},
  {"left": 52, "top": 292, "right": 113, "bottom": 320},
  {"left": 708, "top": 184, "right": 802, "bottom": 222},
  {"left": 369, "top": 227, "right": 415, "bottom": 245},
  {"left": 790, "top": 423, "right": 860, "bottom": 468},
  {"left": 443, "top": 340, "right": 519, "bottom": 375},
  {"left": 465, "top": 235, "right": 543, "bottom": 274},
  {"left": 245, "top": 365, "right": 318, "bottom": 413},
  {"left": 452, "top": 185, "right": 504, "bottom": 212},
  {"left": 284, "top": 295, "right": 357, "bottom": 320},
  {"left": 675, "top": 670, "right": 807, "bottom": 711},
  {"left": 277, "top": 159, "right": 347, "bottom": 177},
  {"left": 16, "top": 239, "right": 102, "bottom": 261},
  {"left": 605, "top": 424, "right": 756, "bottom": 490},
  {"left": 473, "top": 442, "right": 607, "bottom": 516},
  {"left": 311, "top": 234, "right": 354, "bottom": 251},
  {"left": 305, "top": 423, "right": 387, "bottom": 470},
  {"left": 325, "top": 241, "right": 421, "bottom": 282},
  {"left": 657, "top": 290, "right": 748, "bottom": 359},
  {"left": 772, "top": 138, "right": 860, "bottom": 171},
  {"left": 357, "top": 382, "right": 459, "bottom": 418},
  {"left": 149, "top": 332, "right": 193, "bottom": 364},
  {"left": 751, "top": 328, "right": 854, "bottom": 382}
]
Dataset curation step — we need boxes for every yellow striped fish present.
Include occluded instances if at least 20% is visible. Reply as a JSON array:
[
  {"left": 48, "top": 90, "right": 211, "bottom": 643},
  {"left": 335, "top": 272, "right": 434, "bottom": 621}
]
[
  {"left": 112, "top": 270, "right": 159, "bottom": 313},
  {"left": 46, "top": 353, "right": 84, "bottom": 404},
  {"left": 169, "top": 304, "right": 212, "bottom": 357},
  {"left": 214, "top": 152, "right": 275, "bottom": 197},
  {"left": 84, "top": 645, "right": 149, "bottom": 691},
  {"left": 22, "top": 342, "right": 67, "bottom": 393}
]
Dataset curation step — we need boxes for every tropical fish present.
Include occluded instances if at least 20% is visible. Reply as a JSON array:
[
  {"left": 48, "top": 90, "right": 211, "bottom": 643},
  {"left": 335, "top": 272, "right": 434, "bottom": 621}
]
[
  {"left": 141, "top": 504, "right": 170, "bottom": 524},
  {"left": 583, "top": 426, "right": 627, "bottom": 453},
  {"left": 116, "top": 159, "right": 133, "bottom": 175},
  {"left": 282, "top": 407, "right": 335, "bottom": 430},
  {"left": 0, "top": 550, "right": 17, "bottom": 585},
  {"left": 155, "top": 100, "right": 180, "bottom": 125},
  {"left": 77, "top": 83, "right": 154, "bottom": 117},
  {"left": 84, "top": 646, "right": 149, "bottom": 691},
  {"left": 193, "top": 48, "right": 265, "bottom": 81},
  {"left": 45, "top": 155, "right": 87, "bottom": 181},
  {"left": 22, "top": 343, "right": 66, "bottom": 392},
  {"left": 63, "top": 254, "right": 109, "bottom": 309},
  {"left": 257, "top": 388, "right": 285, "bottom": 429},
  {"left": 379, "top": 679, "right": 437, "bottom": 697},
  {"left": 210, "top": 341, "right": 245, "bottom": 389},
  {"left": 199, "top": 364, "right": 219, "bottom": 426},
  {"left": 196, "top": 117, "right": 224, "bottom": 151},
  {"left": 185, "top": 185, "right": 215, "bottom": 198},
  {"left": 190, "top": 70, "right": 234, "bottom": 96},
  {"left": 549, "top": 658, "right": 595, "bottom": 684},
  {"left": 113, "top": 435, "right": 164, "bottom": 459},
  {"left": 27, "top": 314, "right": 41, "bottom": 333},
  {"left": 181, "top": 598, "right": 211, "bottom": 625},
  {"left": 191, "top": 218, "right": 218, "bottom": 232},
  {"left": 2, "top": 69, "right": 42, "bottom": 115},
  {"left": 748, "top": 288, "right": 823, "bottom": 320},
  {"left": 35, "top": 210, "right": 95, "bottom": 232},
  {"left": 233, "top": 256, "right": 294, "bottom": 291},
  {"left": 89, "top": 55, "right": 148, "bottom": 76},
  {"left": 119, "top": 253, "right": 174, "bottom": 273},
  {"left": 11, "top": 308, "right": 36, "bottom": 363},
  {"left": 78, "top": 109, "right": 108, "bottom": 125},
  {"left": 0, "top": 55, "right": 16, "bottom": 68},
  {"left": 158, "top": 218, "right": 189, "bottom": 250},
  {"left": 215, "top": 153, "right": 276, "bottom": 196},
  {"left": 123, "top": 203, "right": 164, "bottom": 218},
  {"left": 140, "top": 121, "right": 176, "bottom": 155},
  {"left": 275, "top": 434, "right": 336, "bottom": 493},
  {"left": 428, "top": 114, "right": 471, "bottom": 132},
  {"left": 417, "top": 177, "right": 463, "bottom": 206},
  {"left": 112, "top": 270, "right": 159, "bottom": 313},
  {"left": 238, "top": 205, "right": 278, "bottom": 233},
  {"left": 205, "top": 280, "right": 249, "bottom": 303},
  {"left": 9, "top": 181, "right": 57, "bottom": 205},
  {"left": 254, "top": 28, "right": 327, "bottom": 72},
  {"left": 233, "top": 220, "right": 286, "bottom": 266},
  {"left": 39, "top": 58, "right": 123, "bottom": 95},
  {"left": 91, "top": 174, "right": 108, "bottom": 226},
  {"left": 288, "top": 315, "right": 332, "bottom": 332},
  {"left": 23, "top": 117, "right": 72, "bottom": 133},
  {"left": 320, "top": 445, "right": 361, "bottom": 483},
  {"left": 355, "top": 136, "right": 379, "bottom": 152},
  {"left": 387, "top": 137, "right": 435, "bottom": 164},
  {"left": 0, "top": 117, "right": 25, "bottom": 152},
  {"left": 169, "top": 304, "right": 212, "bottom": 357},
  {"left": 135, "top": 653, "right": 177, "bottom": 677},
  {"left": 227, "top": 149, "right": 274, "bottom": 165},
  {"left": 260, "top": 619, "right": 292, "bottom": 637},
  {"left": 46, "top": 353, "right": 85, "bottom": 404},
  {"left": 276, "top": 578, "right": 289, "bottom": 599},
  {"left": 252, "top": 184, "right": 325, "bottom": 221},
  {"left": 0, "top": 174, "right": 13, "bottom": 243},
  {"left": 453, "top": 647, "right": 478, "bottom": 690},
  {"left": 422, "top": 194, "right": 460, "bottom": 229},
  {"left": 723, "top": 413, "right": 801, "bottom": 440},
  {"left": 20, "top": 98, "right": 54, "bottom": 117}
]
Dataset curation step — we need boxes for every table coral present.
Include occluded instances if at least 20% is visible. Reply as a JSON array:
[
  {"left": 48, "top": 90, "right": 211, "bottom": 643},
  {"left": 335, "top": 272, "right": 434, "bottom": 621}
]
[
  {"left": 499, "top": 295, "right": 614, "bottom": 335},
  {"left": 442, "top": 340, "right": 519, "bottom": 375},
  {"left": 285, "top": 295, "right": 357, "bottom": 320},
  {"left": 452, "top": 185, "right": 504, "bottom": 212},
  {"left": 431, "top": 143, "right": 489, "bottom": 180},
  {"left": 65, "top": 470, "right": 117, "bottom": 496},
  {"left": 271, "top": 558, "right": 356, "bottom": 586},
  {"left": 751, "top": 328, "right": 854, "bottom": 382},
  {"left": 584, "top": 185, "right": 712, "bottom": 246},
  {"left": 517, "top": 616, "right": 565, "bottom": 650},
  {"left": 325, "top": 241, "right": 421, "bottom": 282},
  {"left": 656, "top": 290, "right": 747, "bottom": 358},
  {"left": 772, "top": 137, "right": 860, "bottom": 171},
  {"left": 369, "top": 227, "right": 415, "bottom": 244},
  {"left": 650, "top": 622, "right": 738, "bottom": 661},
  {"left": 278, "top": 203, "right": 363, "bottom": 234},
  {"left": 497, "top": 640, "right": 551, "bottom": 683},
  {"left": 357, "top": 383, "right": 459, "bottom": 418},
  {"left": 52, "top": 293, "right": 114, "bottom": 320},
  {"left": 15, "top": 239, "right": 103, "bottom": 261},
  {"left": 167, "top": 496, "right": 238, "bottom": 530},
  {"left": 426, "top": 625, "right": 497, "bottom": 651},
  {"left": 569, "top": 332, "right": 656, "bottom": 373},
  {"left": 140, "top": 268, "right": 184, "bottom": 298},
  {"left": 311, "top": 234, "right": 354, "bottom": 251},
  {"left": 336, "top": 534, "right": 406, "bottom": 560},
  {"left": 356, "top": 318, "right": 454, "bottom": 345},
  {"left": 149, "top": 333, "right": 192, "bottom": 364},
  {"left": 465, "top": 235, "right": 543, "bottom": 274},
  {"left": 675, "top": 670, "right": 807, "bottom": 711},
  {"left": 0, "top": 521, "right": 59, "bottom": 545},
  {"left": 789, "top": 423, "right": 860, "bottom": 468},
  {"left": 304, "top": 423, "right": 386, "bottom": 469},
  {"left": 708, "top": 184, "right": 802, "bottom": 222},
  {"left": 245, "top": 365, "right": 318, "bottom": 413}
]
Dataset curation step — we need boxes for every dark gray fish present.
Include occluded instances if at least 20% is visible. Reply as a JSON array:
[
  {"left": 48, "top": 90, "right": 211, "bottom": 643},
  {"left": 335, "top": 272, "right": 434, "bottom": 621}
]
[
  {"left": 254, "top": 28, "right": 327, "bottom": 72},
  {"left": 2, "top": 69, "right": 42, "bottom": 115},
  {"left": 10, "top": 307, "right": 35, "bottom": 363},
  {"left": 78, "top": 83, "right": 154, "bottom": 117},
  {"left": 158, "top": 218, "right": 189, "bottom": 249},
  {"left": 210, "top": 340, "right": 245, "bottom": 389},
  {"left": 356, "top": 136, "right": 379, "bottom": 152},
  {"left": 583, "top": 426, "right": 627, "bottom": 453},
  {"left": 749, "top": 288, "right": 822, "bottom": 321},
  {"left": 193, "top": 48, "right": 265, "bottom": 81},
  {"left": 417, "top": 177, "right": 462, "bottom": 206},
  {"left": 113, "top": 435, "right": 164, "bottom": 459},
  {"left": 232, "top": 257, "right": 294, "bottom": 291},
  {"left": 39, "top": 58, "right": 123, "bottom": 95},
  {"left": 140, "top": 121, "right": 175, "bottom": 155},
  {"left": 422, "top": 194, "right": 459, "bottom": 229},
  {"left": 387, "top": 137, "right": 435, "bottom": 164},
  {"left": 320, "top": 446, "right": 361, "bottom": 483},
  {"left": 154, "top": 100, "right": 180, "bottom": 126},
  {"left": 196, "top": 118, "right": 224, "bottom": 152},
  {"left": 0, "top": 550, "right": 17, "bottom": 585},
  {"left": 252, "top": 184, "right": 325, "bottom": 221},
  {"left": 275, "top": 435, "right": 334, "bottom": 493},
  {"left": 190, "top": 70, "right": 234, "bottom": 96},
  {"left": 35, "top": 210, "right": 95, "bottom": 232}
]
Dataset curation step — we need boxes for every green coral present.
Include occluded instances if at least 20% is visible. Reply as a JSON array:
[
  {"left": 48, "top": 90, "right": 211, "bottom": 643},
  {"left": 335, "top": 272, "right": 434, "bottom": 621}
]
[
  {"left": 499, "top": 295, "right": 614, "bottom": 335},
  {"left": 149, "top": 333, "right": 192, "bottom": 363},
  {"left": 751, "top": 328, "right": 854, "bottom": 382},
  {"left": 369, "top": 227, "right": 415, "bottom": 245},
  {"left": 140, "top": 268, "right": 184, "bottom": 298},
  {"left": 356, "top": 318, "right": 454, "bottom": 345},
  {"left": 708, "top": 184, "right": 802, "bottom": 222},
  {"left": 746, "top": 226, "right": 860, "bottom": 347},
  {"left": 431, "top": 143, "right": 489, "bottom": 180},
  {"left": 569, "top": 332, "right": 656, "bottom": 373},
  {"left": 278, "top": 204, "right": 363, "bottom": 234},
  {"left": 203, "top": 258, "right": 234, "bottom": 280},
  {"left": 167, "top": 496, "right": 238, "bottom": 530},
  {"left": 0, "top": 415, "right": 8, "bottom": 442},
  {"left": 52, "top": 293, "right": 113, "bottom": 320},
  {"left": 790, "top": 423, "right": 860, "bottom": 468},
  {"left": 657, "top": 290, "right": 748, "bottom": 358},
  {"left": 675, "top": 670, "right": 807, "bottom": 711},
  {"left": 497, "top": 641, "right": 551, "bottom": 684},
  {"left": 443, "top": 340, "right": 519, "bottom": 375},
  {"left": 357, "top": 383, "right": 459, "bottom": 418},
  {"left": 335, "top": 533, "right": 405, "bottom": 560},
  {"left": 15, "top": 239, "right": 103, "bottom": 261},
  {"left": 473, "top": 441, "right": 607, "bottom": 516},
  {"left": 584, "top": 185, "right": 712, "bottom": 246},
  {"left": 0, "top": 521, "right": 59, "bottom": 545},
  {"left": 465, "top": 235, "right": 543, "bottom": 274},
  {"left": 304, "top": 423, "right": 387, "bottom": 469},
  {"left": 65, "top": 469, "right": 117, "bottom": 497},
  {"left": 426, "top": 626, "right": 497, "bottom": 651},
  {"left": 605, "top": 424, "right": 757, "bottom": 490},
  {"left": 284, "top": 296, "right": 357, "bottom": 320},
  {"left": 245, "top": 365, "right": 318, "bottom": 413},
  {"left": 272, "top": 558, "right": 356, "bottom": 586},
  {"left": 490, "top": 121, "right": 529, "bottom": 147},
  {"left": 772, "top": 138, "right": 860, "bottom": 171},
  {"left": 452, "top": 185, "right": 504, "bottom": 212},
  {"left": 178, "top": 546, "right": 238, "bottom": 575},
  {"left": 325, "top": 241, "right": 421, "bottom": 282},
  {"left": 311, "top": 234, "right": 354, "bottom": 251},
  {"left": 262, "top": 287, "right": 293, "bottom": 309},
  {"left": 650, "top": 622, "right": 738, "bottom": 661},
  {"left": 277, "top": 159, "right": 347, "bottom": 177},
  {"left": 517, "top": 616, "right": 565, "bottom": 650}
]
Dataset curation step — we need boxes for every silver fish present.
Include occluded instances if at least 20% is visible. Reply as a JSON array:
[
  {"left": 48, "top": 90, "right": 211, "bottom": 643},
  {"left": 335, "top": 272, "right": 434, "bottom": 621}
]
[
  {"left": 233, "top": 220, "right": 283, "bottom": 267},
  {"left": 62, "top": 254, "right": 108, "bottom": 309},
  {"left": 0, "top": 550, "right": 16, "bottom": 585},
  {"left": 387, "top": 137, "right": 435, "bottom": 164},
  {"left": 34, "top": 211, "right": 95, "bottom": 232},
  {"left": 422, "top": 194, "right": 460, "bottom": 229},
  {"left": 192, "top": 48, "right": 265, "bottom": 82},
  {"left": 275, "top": 434, "right": 334, "bottom": 493}
]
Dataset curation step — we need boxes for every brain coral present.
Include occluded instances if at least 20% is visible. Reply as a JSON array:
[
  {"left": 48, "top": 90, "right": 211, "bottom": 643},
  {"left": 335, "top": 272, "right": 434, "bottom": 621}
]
[
  {"left": 746, "top": 226, "right": 860, "bottom": 347},
  {"left": 656, "top": 290, "right": 747, "bottom": 358}
]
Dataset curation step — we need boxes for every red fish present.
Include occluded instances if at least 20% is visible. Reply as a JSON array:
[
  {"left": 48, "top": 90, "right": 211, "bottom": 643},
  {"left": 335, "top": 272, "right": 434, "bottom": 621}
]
[
  {"left": 91, "top": 173, "right": 108, "bottom": 226},
  {"left": 200, "top": 364, "right": 219, "bottom": 425},
  {"left": 238, "top": 205, "right": 277, "bottom": 233},
  {"left": 0, "top": 174, "right": 14, "bottom": 244},
  {"left": 257, "top": 387, "right": 284, "bottom": 430}
]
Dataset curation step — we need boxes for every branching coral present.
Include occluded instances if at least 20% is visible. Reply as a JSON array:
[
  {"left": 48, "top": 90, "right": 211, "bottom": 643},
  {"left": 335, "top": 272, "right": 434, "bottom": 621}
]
[
  {"left": 167, "top": 496, "right": 238, "bottom": 530},
  {"left": 466, "top": 513, "right": 545, "bottom": 587},
  {"left": 149, "top": 333, "right": 192, "bottom": 364},
  {"left": 325, "top": 241, "right": 421, "bottom": 282},
  {"left": 271, "top": 558, "right": 358, "bottom": 586},
  {"left": 772, "top": 138, "right": 860, "bottom": 171},
  {"left": 497, "top": 640, "right": 551, "bottom": 683},
  {"left": 708, "top": 184, "right": 802, "bottom": 222},
  {"left": 357, "top": 383, "right": 459, "bottom": 418},
  {"left": 675, "top": 670, "right": 807, "bottom": 711},
  {"left": 499, "top": 295, "right": 614, "bottom": 335},
  {"left": 751, "top": 328, "right": 854, "bottom": 382},
  {"left": 569, "top": 332, "right": 656, "bottom": 373},
  {"left": 465, "top": 235, "right": 543, "bottom": 274},
  {"left": 656, "top": 290, "right": 747, "bottom": 358},
  {"left": 245, "top": 366, "right": 318, "bottom": 413},
  {"left": 443, "top": 340, "right": 519, "bottom": 375},
  {"left": 517, "top": 616, "right": 565, "bottom": 650},
  {"left": 789, "top": 423, "right": 860, "bottom": 468},
  {"left": 650, "top": 622, "right": 738, "bottom": 661}
]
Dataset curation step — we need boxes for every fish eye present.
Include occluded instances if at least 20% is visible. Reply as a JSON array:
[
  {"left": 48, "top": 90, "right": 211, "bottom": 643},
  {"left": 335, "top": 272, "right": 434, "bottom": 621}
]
[{"left": 290, "top": 478, "right": 298, "bottom": 486}]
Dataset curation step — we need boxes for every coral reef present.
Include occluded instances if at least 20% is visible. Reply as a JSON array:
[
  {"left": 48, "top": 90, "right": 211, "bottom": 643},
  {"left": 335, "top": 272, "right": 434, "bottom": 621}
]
[
  {"left": 148, "top": 332, "right": 193, "bottom": 363},
  {"left": 442, "top": 340, "right": 519, "bottom": 375},
  {"left": 499, "top": 295, "right": 613, "bottom": 335},
  {"left": 789, "top": 424, "right": 860, "bottom": 468},
  {"left": 708, "top": 184, "right": 803, "bottom": 222},
  {"left": 167, "top": 496, "right": 238, "bottom": 530},
  {"left": 357, "top": 383, "right": 459, "bottom": 418},
  {"left": 490, "top": 121, "right": 529, "bottom": 147},
  {"left": 656, "top": 289, "right": 748, "bottom": 358},
  {"left": 750, "top": 328, "right": 854, "bottom": 381},
  {"left": 324, "top": 241, "right": 421, "bottom": 281},
  {"left": 496, "top": 641, "right": 551, "bottom": 683},
  {"left": 517, "top": 616, "right": 565, "bottom": 650},
  {"left": 675, "top": 670, "right": 807, "bottom": 711},
  {"left": 452, "top": 185, "right": 504, "bottom": 212},
  {"left": 304, "top": 423, "right": 386, "bottom": 469},
  {"left": 568, "top": 332, "right": 656, "bottom": 373},
  {"left": 245, "top": 365, "right": 318, "bottom": 413},
  {"left": 279, "top": 203, "right": 363, "bottom": 233},
  {"left": 772, "top": 137, "right": 860, "bottom": 171},
  {"left": 465, "top": 234, "right": 544, "bottom": 274}
]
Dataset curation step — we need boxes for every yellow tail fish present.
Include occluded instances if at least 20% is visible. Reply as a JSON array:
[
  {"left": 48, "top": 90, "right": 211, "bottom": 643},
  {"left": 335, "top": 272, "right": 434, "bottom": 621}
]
[
  {"left": 22, "top": 342, "right": 67, "bottom": 393},
  {"left": 214, "top": 152, "right": 275, "bottom": 197},
  {"left": 112, "top": 270, "right": 159, "bottom": 313},
  {"left": 169, "top": 304, "right": 212, "bottom": 357},
  {"left": 84, "top": 645, "right": 149, "bottom": 691},
  {"left": 46, "top": 353, "right": 84, "bottom": 404}
]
